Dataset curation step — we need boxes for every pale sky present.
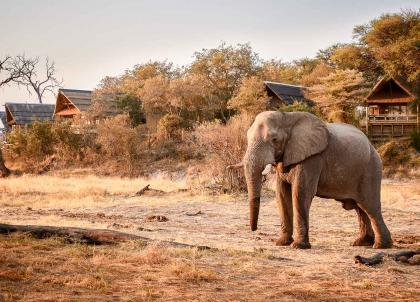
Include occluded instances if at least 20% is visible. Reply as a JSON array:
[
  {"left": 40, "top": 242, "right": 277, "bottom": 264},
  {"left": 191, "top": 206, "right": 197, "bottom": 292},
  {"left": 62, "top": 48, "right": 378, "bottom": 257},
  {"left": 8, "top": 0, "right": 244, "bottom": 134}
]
[{"left": 1, "top": 0, "right": 419, "bottom": 107}]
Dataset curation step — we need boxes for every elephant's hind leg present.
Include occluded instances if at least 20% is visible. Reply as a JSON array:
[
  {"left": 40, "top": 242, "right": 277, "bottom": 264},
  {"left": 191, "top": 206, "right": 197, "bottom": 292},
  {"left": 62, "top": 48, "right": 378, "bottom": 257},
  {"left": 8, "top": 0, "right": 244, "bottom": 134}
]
[
  {"left": 358, "top": 163, "right": 393, "bottom": 249},
  {"left": 352, "top": 206, "right": 375, "bottom": 246},
  {"left": 357, "top": 202, "right": 392, "bottom": 248}
]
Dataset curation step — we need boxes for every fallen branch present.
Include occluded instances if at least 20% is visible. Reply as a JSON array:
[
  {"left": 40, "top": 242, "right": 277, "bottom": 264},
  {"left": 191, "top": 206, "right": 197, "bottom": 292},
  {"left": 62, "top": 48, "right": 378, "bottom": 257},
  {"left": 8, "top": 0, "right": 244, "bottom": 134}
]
[
  {"left": 135, "top": 184, "right": 150, "bottom": 195},
  {"left": 354, "top": 250, "right": 420, "bottom": 266},
  {"left": 134, "top": 184, "right": 167, "bottom": 196},
  {"left": 0, "top": 223, "right": 212, "bottom": 250}
]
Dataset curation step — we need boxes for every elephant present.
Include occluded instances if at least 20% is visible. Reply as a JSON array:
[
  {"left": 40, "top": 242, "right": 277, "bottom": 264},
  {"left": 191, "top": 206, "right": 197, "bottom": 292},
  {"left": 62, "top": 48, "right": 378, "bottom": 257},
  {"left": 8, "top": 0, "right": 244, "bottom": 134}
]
[{"left": 231, "top": 111, "right": 392, "bottom": 249}]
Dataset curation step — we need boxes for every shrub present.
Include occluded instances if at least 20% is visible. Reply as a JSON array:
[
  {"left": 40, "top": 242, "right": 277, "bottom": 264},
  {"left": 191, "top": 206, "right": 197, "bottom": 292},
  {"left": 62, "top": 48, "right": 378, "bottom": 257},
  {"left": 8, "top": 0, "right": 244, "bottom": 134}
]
[
  {"left": 278, "top": 101, "right": 322, "bottom": 117},
  {"left": 194, "top": 114, "right": 252, "bottom": 191},
  {"left": 376, "top": 139, "right": 419, "bottom": 178},
  {"left": 96, "top": 114, "right": 144, "bottom": 175},
  {"left": 377, "top": 140, "right": 410, "bottom": 166},
  {"left": 157, "top": 114, "right": 187, "bottom": 140},
  {"left": 6, "top": 121, "right": 83, "bottom": 171}
]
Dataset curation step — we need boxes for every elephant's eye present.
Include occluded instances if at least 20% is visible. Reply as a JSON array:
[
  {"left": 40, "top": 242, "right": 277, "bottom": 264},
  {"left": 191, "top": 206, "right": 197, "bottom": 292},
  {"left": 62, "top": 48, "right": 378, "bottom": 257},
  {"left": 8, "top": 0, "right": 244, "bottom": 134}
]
[{"left": 272, "top": 138, "right": 278, "bottom": 144}]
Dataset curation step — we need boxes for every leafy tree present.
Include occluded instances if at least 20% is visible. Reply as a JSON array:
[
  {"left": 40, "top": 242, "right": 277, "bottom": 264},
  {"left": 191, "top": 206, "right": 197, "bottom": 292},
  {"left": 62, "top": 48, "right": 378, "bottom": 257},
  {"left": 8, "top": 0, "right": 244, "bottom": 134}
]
[
  {"left": 189, "top": 43, "right": 261, "bottom": 121},
  {"left": 138, "top": 75, "right": 170, "bottom": 114},
  {"left": 301, "top": 62, "right": 333, "bottom": 87},
  {"left": 168, "top": 74, "right": 213, "bottom": 121},
  {"left": 116, "top": 94, "right": 145, "bottom": 127},
  {"left": 330, "top": 44, "right": 382, "bottom": 82},
  {"left": 227, "top": 76, "right": 268, "bottom": 116},
  {"left": 260, "top": 59, "right": 299, "bottom": 84},
  {"left": 308, "top": 69, "right": 368, "bottom": 123},
  {"left": 353, "top": 9, "right": 420, "bottom": 83},
  {"left": 316, "top": 43, "right": 347, "bottom": 65}
]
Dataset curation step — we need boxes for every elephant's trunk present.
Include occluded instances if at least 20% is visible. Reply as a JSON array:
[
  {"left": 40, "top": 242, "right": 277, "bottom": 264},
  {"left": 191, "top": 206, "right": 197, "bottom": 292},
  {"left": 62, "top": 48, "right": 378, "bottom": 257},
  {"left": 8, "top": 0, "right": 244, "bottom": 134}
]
[{"left": 244, "top": 160, "right": 264, "bottom": 232}]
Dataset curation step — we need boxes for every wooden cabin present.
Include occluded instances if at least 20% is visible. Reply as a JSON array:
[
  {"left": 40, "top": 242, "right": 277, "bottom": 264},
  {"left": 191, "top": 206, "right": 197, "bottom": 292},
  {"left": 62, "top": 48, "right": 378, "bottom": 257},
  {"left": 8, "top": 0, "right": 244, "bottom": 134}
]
[
  {"left": 366, "top": 77, "right": 419, "bottom": 139},
  {"left": 54, "top": 89, "right": 92, "bottom": 119},
  {"left": 5, "top": 103, "right": 55, "bottom": 129},
  {"left": 264, "top": 81, "right": 313, "bottom": 109}
]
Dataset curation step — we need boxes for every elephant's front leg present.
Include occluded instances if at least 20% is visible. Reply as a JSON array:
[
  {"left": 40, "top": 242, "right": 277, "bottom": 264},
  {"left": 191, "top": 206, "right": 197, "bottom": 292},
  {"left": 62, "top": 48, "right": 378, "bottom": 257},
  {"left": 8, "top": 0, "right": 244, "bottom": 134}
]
[
  {"left": 290, "top": 179, "right": 315, "bottom": 249},
  {"left": 275, "top": 175, "right": 293, "bottom": 246}
]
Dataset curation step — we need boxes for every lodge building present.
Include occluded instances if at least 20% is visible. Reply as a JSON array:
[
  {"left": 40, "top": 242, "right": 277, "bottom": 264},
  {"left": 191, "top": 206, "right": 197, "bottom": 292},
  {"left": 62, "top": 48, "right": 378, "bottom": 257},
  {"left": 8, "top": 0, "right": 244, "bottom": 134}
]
[{"left": 366, "top": 76, "right": 419, "bottom": 139}]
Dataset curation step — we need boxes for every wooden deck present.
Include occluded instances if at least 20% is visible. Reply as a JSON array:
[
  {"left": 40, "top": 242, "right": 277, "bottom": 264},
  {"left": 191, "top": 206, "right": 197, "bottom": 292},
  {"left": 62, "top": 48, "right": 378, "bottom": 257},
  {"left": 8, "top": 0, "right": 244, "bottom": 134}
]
[{"left": 367, "top": 115, "right": 418, "bottom": 140}]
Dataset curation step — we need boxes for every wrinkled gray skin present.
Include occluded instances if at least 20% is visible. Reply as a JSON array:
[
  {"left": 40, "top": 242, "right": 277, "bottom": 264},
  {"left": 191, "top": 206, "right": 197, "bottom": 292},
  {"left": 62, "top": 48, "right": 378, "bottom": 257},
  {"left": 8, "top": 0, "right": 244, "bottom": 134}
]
[{"left": 243, "top": 111, "right": 392, "bottom": 249}]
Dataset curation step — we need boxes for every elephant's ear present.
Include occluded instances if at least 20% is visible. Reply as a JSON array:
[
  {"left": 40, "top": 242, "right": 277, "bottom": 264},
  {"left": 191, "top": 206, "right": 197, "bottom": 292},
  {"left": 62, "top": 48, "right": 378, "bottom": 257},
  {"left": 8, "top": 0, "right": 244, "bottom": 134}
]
[{"left": 283, "top": 112, "right": 329, "bottom": 167}]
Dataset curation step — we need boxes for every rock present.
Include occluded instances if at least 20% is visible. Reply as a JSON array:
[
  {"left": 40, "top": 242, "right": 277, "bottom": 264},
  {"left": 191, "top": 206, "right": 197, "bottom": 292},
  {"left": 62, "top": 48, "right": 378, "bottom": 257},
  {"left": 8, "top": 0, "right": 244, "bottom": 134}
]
[{"left": 145, "top": 215, "right": 168, "bottom": 222}]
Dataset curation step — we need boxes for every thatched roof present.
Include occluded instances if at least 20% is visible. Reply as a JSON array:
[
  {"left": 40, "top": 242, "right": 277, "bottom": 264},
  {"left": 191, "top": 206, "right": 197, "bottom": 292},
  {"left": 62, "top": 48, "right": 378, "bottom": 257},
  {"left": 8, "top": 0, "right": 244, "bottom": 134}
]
[
  {"left": 5, "top": 103, "right": 55, "bottom": 126},
  {"left": 54, "top": 89, "right": 92, "bottom": 117},
  {"left": 264, "top": 81, "right": 313, "bottom": 105}
]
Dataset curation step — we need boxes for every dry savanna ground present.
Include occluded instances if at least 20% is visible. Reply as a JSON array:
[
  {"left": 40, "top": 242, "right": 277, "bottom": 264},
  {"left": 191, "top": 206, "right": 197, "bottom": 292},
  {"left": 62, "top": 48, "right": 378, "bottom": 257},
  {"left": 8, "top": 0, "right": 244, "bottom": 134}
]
[{"left": 0, "top": 171, "right": 419, "bottom": 301}]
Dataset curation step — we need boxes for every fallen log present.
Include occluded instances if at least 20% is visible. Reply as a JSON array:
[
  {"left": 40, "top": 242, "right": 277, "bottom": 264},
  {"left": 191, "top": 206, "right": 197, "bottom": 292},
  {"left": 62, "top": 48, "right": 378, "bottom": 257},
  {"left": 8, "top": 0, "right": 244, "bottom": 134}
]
[
  {"left": 0, "top": 223, "right": 212, "bottom": 250},
  {"left": 354, "top": 250, "right": 420, "bottom": 266},
  {"left": 134, "top": 184, "right": 167, "bottom": 196},
  {"left": 135, "top": 184, "right": 150, "bottom": 195}
]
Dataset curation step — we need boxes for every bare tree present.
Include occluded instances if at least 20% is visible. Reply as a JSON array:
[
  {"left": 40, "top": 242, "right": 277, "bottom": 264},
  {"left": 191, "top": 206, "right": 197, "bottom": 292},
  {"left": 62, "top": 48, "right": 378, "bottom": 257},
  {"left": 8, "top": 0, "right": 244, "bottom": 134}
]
[
  {"left": 13, "top": 55, "right": 63, "bottom": 104},
  {"left": 0, "top": 55, "right": 26, "bottom": 87}
]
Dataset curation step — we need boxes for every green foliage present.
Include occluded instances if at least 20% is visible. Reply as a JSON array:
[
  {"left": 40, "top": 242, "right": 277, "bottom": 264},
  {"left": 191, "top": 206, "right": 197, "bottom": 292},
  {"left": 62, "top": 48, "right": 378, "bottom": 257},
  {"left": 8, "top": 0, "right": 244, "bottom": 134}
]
[
  {"left": 189, "top": 43, "right": 261, "bottom": 120},
  {"left": 227, "top": 76, "right": 268, "bottom": 116},
  {"left": 278, "top": 102, "right": 321, "bottom": 117},
  {"left": 116, "top": 94, "right": 145, "bottom": 126},
  {"left": 354, "top": 9, "right": 420, "bottom": 82},
  {"left": 308, "top": 69, "right": 368, "bottom": 123},
  {"left": 410, "top": 132, "right": 420, "bottom": 152},
  {"left": 6, "top": 121, "right": 82, "bottom": 167}
]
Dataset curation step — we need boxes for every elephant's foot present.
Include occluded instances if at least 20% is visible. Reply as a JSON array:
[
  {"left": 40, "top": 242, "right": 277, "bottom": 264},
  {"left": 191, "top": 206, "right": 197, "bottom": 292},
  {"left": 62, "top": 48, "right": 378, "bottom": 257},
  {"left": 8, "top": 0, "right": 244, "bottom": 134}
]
[
  {"left": 290, "top": 241, "right": 311, "bottom": 249},
  {"left": 275, "top": 236, "right": 293, "bottom": 246},
  {"left": 373, "top": 238, "right": 393, "bottom": 249},
  {"left": 352, "top": 235, "right": 375, "bottom": 247}
]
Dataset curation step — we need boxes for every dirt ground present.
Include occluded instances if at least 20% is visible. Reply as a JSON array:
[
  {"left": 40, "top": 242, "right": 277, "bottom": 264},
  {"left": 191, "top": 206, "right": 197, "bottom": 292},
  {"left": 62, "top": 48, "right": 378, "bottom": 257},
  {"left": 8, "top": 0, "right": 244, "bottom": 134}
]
[{"left": 0, "top": 173, "right": 419, "bottom": 301}]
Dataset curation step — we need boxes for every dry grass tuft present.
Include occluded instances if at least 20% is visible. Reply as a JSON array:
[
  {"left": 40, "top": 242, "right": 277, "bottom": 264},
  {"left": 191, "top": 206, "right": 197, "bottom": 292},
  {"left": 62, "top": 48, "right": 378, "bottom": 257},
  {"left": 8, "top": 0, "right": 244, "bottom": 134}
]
[{"left": 169, "top": 260, "right": 220, "bottom": 283}]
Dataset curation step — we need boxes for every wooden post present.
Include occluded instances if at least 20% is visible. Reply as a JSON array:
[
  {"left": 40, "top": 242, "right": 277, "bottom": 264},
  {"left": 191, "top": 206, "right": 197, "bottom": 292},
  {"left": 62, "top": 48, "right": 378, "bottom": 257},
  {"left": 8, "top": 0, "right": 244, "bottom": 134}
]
[
  {"left": 365, "top": 105, "right": 369, "bottom": 135},
  {"left": 417, "top": 104, "right": 419, "bottom": 132}
]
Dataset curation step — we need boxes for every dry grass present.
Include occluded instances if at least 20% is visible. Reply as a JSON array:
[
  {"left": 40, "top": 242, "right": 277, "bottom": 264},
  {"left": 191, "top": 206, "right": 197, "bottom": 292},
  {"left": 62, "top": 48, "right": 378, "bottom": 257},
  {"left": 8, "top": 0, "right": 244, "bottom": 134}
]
[
  {"left": 0, "top": 172, "right": 187, "bottom": 209},
  {"left": 0, "top": 233, "right": 419, "bottom": 302},
  {"left": 0, "top": 173, "right": 419, "bottom": 301}
]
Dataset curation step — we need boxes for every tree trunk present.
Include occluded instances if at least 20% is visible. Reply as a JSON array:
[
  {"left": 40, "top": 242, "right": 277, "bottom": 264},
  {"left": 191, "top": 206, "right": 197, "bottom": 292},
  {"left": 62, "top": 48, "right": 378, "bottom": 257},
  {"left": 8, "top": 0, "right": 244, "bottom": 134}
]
[
  {"left": 0, "top": 223, "right": 212, "bottom": 249},
  {"left": 0, "top": 149, "right": 10, "bottom": 177}
]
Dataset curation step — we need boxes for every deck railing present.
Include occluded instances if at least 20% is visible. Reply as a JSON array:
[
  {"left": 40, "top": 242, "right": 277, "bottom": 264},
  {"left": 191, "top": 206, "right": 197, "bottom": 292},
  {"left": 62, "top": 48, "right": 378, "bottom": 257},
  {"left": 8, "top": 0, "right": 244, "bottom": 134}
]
[{"left": 368, "top": 115, "right": 417, "bottom": 123}]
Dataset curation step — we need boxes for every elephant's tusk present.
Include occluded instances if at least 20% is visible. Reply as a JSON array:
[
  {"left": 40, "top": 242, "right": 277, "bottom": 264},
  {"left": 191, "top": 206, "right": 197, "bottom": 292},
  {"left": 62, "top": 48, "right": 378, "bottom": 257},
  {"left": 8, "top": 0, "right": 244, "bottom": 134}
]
[{"left": 261, "top": 164, "right": 272, "bottom": 176}]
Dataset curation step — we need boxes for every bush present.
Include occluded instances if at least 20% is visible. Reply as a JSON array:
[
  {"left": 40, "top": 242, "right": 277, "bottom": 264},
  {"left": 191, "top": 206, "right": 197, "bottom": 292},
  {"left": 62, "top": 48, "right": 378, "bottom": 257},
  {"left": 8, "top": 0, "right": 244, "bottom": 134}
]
[
  {"left": 194, "top": 114, "right": 253, "bottom": 191},
  {"left": 6, "top": 121, "right": 83, "bottom": 171},
  {"left": 157, "top": 114, "right": 187, "bottom": 140},
  {"left": 377, "top": 140, "right": 410, "bottom": 166},
  {"left": 377, "top": 139, "right": 419, "bottom": 178},
  {"left": 410, "top": 131, "right": 420, "bottom": 152},
  {"left": 96, "top": 114, "right": 144, "bottom": 175},
  {"left": 278, "top": 101, "right": 321, "bottom": 116}
]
